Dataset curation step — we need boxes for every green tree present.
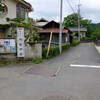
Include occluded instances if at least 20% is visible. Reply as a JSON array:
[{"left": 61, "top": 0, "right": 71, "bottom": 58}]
[
  {"left": 63, "top": 13, "right": 79, "bottom": 27},
  {"left": 91, "top": 27, "right": 100, "bottom": 41},
  {"left": 80, "top": 19, "right": 91, "bottom": 27},
  {"left": 63, "top": 13, "right": 93, "bottom": 37},
  {"left": 6, "top": 17, "right": 40, "bottom": 44}
]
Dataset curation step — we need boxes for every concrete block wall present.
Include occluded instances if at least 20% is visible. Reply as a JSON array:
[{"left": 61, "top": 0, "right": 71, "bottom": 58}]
[
  {"left": 25, "top": 43, "right": 42, "bottom": 60},
  {"left": 0, "top": 54, "right": 17, "bottom": 61},
  {"left": 0, "top": 43, "right": 42, "bottom": 61}
]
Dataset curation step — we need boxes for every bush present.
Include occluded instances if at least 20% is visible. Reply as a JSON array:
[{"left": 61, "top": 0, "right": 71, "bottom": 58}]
[
  {"left": 42, "top": 45, "right": 59, "bottom": 59},
  {"left": 32, "top": 58, "right": 43, "bottom": 64},
  {"left": 42, "top": 43, "right": 70, "bottom": 59},
  {"left": 62, "top": 43, "right": 70, "bottom": 52},
  {"left": 71, "top": 40, "right": 80, "bottom": 46},
  {"left": 81, "top": 37, "right": 92, "bottom": 42},
  {"left": 42, "top": 41, "right": 80, "bottom": 59}
]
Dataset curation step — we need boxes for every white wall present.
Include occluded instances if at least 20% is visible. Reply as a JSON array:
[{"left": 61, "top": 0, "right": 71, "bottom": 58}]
[
  {"left": 0, "top": 0, "right": 29, "bottom": 24},
  {"left": 25, "top": 43, "right": 42, "bottom": 59},
  {"left": 0, "top": 0, "right": 17, "bottom": 24}
]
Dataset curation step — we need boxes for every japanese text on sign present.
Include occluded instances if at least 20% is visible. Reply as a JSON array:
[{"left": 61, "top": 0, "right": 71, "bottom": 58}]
[{"left": 17, "top": 28, "right": 25, "bottom": 57}]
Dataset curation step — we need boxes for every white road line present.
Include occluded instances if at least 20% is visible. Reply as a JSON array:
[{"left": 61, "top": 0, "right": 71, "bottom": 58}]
[
  {"left": 70, "top": 64, "right": 100, "bottom": 68},
  {"left": 21, "top": 64, "right": 34, "bottom": 74},
  {"left": 54, "top": 67, "right": 61, "bottom": 76}
]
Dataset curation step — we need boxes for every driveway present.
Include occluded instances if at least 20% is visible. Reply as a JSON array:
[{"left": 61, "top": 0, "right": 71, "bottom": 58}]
[{"left": 0, "top": 43, "right": 100, "bottom": 100}]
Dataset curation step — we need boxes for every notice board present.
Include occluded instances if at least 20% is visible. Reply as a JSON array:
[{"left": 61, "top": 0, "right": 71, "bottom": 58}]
[{"left": 0, "top": 38, "right": 16, "bottom": 53}]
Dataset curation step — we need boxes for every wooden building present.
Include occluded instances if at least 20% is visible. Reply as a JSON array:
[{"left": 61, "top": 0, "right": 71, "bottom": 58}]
[{"left": 39, "top": 20, "right": 72, "bottom": 47}]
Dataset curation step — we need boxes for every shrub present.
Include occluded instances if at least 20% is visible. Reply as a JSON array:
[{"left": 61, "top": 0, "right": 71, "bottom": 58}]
[
  {"left": 42, "top": 41, "right": 80, "bottom": 59},
  {"left": 71, "top": 40, "right": 80, "bottom": 46},
  {"left": 32, "top": 58, "right": 43, "bottom": 64},
  {"left": 62, "top": 43, "right": 70, "bottom": 52},
  {"left": 42, "top": 43, "right": 70, "bottom": 59}
]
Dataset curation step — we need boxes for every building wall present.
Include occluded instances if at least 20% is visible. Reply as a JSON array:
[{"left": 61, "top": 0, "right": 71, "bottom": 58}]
[
  {"left": 40, "top": 33, "right": 68, "bottom": 47},
  {"left": 36, "top": 22, "right": 48, "bottom": 27},
  {"left": 0, "top": 0, "right": 31, "bottom": 38},
  {"left": 0, "top": 32, "right": 5, "bottom": 38},
  {"left": 0, "top": 0, "right": 17, "bottom": 24},
  {"left": 0, "top": 0, "right": 29, "bottom": 24}
]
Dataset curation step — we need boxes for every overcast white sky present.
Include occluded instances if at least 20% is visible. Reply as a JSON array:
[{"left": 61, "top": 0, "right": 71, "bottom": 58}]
[{"left": 26, "top": 0, "right": 100, "bottom": 23}]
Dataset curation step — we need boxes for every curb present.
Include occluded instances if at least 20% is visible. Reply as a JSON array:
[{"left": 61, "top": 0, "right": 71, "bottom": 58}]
[{"left": 95, "top": 46, "right": 100, "bottom": 54}]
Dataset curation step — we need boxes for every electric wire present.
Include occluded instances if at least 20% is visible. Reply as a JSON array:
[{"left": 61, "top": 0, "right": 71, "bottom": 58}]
[{"left": 64, "top": 0, "right": 75, "bottom": 13}]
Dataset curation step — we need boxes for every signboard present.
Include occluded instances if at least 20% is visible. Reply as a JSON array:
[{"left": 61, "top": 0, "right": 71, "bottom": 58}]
[
  {"left": 4, "top": 39, "right": 10, "bottom": 47},
  {"left": 0, "top": 39, "right": 16, "bottom": 53},
  {"left": 0, "top": 39, "right": 4, "bottom": 45},
  {"left": 10, "top": 39, "right": 15, "bottom": 46},
  {"left": 17, "top": 28, "right": 25, "bottom": 57}
]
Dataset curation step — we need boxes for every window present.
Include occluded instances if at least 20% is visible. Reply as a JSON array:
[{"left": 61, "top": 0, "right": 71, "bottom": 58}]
[{"left": 17, "top": 5, "right": 26, "bottom": 19}]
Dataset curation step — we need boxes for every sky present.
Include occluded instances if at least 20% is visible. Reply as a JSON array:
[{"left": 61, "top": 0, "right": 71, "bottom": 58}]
[{"left": 26, "top": 0, "right": 100, "bottom": 23}]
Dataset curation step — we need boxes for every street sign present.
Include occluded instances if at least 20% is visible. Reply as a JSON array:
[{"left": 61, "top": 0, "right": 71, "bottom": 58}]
[{"left": 17, "top": 28, "right": 25, "bottom": 57}]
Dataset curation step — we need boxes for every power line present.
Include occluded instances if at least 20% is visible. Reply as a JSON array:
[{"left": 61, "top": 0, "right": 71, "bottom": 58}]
[{"left": 65, "top": 0, "right": 75, "bottom": 13}]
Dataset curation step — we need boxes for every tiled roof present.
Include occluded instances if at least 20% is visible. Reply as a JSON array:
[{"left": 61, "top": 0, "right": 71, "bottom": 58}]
[{"left": 39, "top": 28, "right": 68, "bottom": 33}]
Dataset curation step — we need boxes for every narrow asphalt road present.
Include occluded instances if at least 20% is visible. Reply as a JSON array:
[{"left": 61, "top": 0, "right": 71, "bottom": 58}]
[{"left": 0, "top": 43, "right": 100, "bottom": 100}]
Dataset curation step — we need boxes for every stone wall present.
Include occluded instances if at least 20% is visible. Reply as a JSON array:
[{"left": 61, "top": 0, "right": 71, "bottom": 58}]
[
  {"left": 0, "top": 53, "right": 17, "bottom": 61},
  {"left": 0, "top": 43, "right": 42, "bottom": 61},
  {"left": 25, "top": 43, "right": 42, "bottom": 60}
]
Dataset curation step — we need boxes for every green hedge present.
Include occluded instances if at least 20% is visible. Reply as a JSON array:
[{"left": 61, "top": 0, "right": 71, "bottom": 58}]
[
  {"left": 42, "top": 45, "right": 59, "bottom": 59},
  {"left": 71, "top": 40, "right": 80, "bottom": 46},
  {"left": 42, "top": 40, "right": 80, "bottom": 59}
]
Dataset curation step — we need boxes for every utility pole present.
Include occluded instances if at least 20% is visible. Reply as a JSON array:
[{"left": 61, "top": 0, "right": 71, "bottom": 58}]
[
  {"left": 77, "top": 4, "right": 82, "bottom": 41},
  {"left": 59, "top": 0, "right": 63, "bottom": 54}
]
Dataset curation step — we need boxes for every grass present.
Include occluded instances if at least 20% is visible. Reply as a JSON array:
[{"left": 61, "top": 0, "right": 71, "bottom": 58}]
[{"left": 93, "top": 42, "right": 96, "bottom": 46}]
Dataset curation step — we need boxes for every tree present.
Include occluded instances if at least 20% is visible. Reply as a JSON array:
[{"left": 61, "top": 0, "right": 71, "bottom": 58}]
[
  {"left": 6, "top": 17, "right": 40, "bottom": 44},
  {"left": 63, "top": 13, "right": 93, "bottom": 37},
  {"left": 91, "top": 27, "right": 100, "bottom": 41},
  {"left": 80, "top": 19, "right": 91, "bottom": 27},
  {"left": 63, "top": 13, "right": 79, "bottom": 27}
]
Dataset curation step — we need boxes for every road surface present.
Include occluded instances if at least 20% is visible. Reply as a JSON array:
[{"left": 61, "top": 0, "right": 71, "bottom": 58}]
[{"left": 0, "top": 43, "right": 100, "bottom": 100}]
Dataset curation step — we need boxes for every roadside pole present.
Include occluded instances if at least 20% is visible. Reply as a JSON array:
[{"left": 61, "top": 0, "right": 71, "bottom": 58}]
[
  {"left": 47, "top": 32, "right": 53, "bottom": 56},
  {"left": 59, "top": 0, "right": 63, "bottom": 54},
  {"left": 78, "top": 4, "right": 82, "bottom": 41}
]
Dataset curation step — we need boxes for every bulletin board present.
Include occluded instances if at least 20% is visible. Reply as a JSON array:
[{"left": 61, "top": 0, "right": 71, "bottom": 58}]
[{"left": 0, "top": 38, "right": 16, "bottom": 53}]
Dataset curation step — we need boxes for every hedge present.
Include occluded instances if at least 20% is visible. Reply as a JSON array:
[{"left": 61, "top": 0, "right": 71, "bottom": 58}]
[
  {"left": 42, "top": 40, "right": 80, "bottom": 59},
  {"left": 71, "top": 40, "right": 80, "bottom": 46}
]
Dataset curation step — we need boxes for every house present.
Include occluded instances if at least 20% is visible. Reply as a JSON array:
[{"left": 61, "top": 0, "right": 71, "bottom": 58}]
[
  {"left": 68, "top": 27, "right": 87, "bottom": 39},
  {"left": 0, "top": 0, "right": 33, "bottom": 38},
  {"left": 36, "top": 18, "right": 49, "bottom": 28},
  {"left": 39, "top": 20, "right": 72, "bottom": 47}
]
